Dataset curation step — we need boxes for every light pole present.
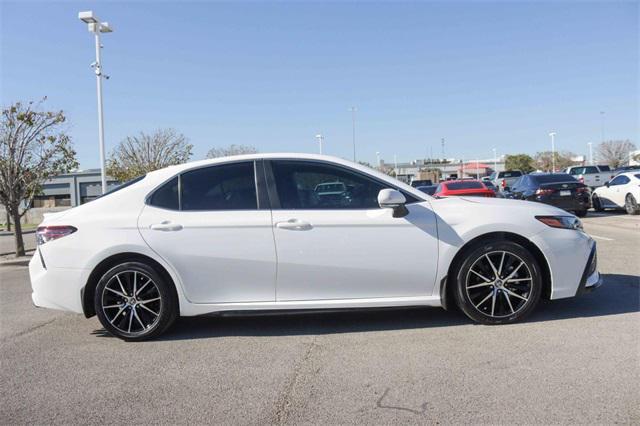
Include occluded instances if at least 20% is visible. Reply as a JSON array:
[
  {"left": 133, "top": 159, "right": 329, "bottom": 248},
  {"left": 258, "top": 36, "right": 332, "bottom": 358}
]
[
  {"left": 549, "top": 132, "right": 556, "bottom": 172},
  {"left": 315, "top": 134, "right": 324, "bottom": 154},
  {"left": 588, "top": 142, "right": 593, "bottom": 165},
  {"left": 394, "top": 154, "right": 398, "bottom": 180},
  {"left": 600, "top": 111, "right": 605, "bottom": 144},
  {"left": 376, "top": 151, "right": 380, "bottom": 168},
  {"left": 492, "top": 148, "right": 497, "bottom": 172},
  {"left": 349, "top": 106, "right": 357, "bottom": 162},
  {"left": 79, "top": 11, "right": 113, "bottom": 194}
]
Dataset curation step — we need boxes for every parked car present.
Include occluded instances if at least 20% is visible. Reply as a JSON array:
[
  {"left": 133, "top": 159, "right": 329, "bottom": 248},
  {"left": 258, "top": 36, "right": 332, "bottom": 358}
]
[
  {"left": 434, "top": 180, "right": 496, "bottom": 198},
  {"left": 489, "top": 170, "right": 523, "bottom": 191},
  {"left": 507, "top": 173, "right": 590, "bottom": 217},
  {"left": 591, "top": 172, "right": 640, "bottom": 215},
  {"left": 30, "top": 154, "right": 600, "bottom": 340},
  {"left": 482, "top": 180, "right": 504, "bottom": 198},
  {"left": 410, "top": 179, "right": 433, "bottom": 187},
  {"left": 416, "top": 185, "right": 438, "bottom": 196},
  {"left": 564, "top": 165, "right": 615, "bottom": 189},
  {"left": 613, "top": 165, "right": 640, "bottom": 176}
]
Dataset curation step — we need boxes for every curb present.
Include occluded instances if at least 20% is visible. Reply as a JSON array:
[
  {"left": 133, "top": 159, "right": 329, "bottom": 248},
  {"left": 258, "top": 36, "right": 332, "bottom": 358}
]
[
  {"left": 0, "top": 256, "right": 32, "bottom": 267},
  {"left": 0, "top": 230, "right": 37, "bottom": 236}
]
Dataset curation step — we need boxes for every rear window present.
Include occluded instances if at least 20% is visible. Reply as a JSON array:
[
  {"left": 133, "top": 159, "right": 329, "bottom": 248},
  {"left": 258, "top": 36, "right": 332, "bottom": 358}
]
[
  {"left": 445, "top": 181, "right": 484, "bottom": 190},
  {"left": 499, "top": 171, "right": 522, "bottom": 178},
  {"left": 530, "top": 174, "right": 577, "bottom": 184}
]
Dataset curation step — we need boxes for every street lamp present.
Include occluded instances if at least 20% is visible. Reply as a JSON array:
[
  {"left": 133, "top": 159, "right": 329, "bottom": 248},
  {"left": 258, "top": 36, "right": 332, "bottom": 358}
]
[
  {"left": 79, "top": 10, "right": 113, "bottom": 194},
  {"left": 549, "top": 132, "right": 556, "bottom": 172},
  {"left": 587, "top": 142, "right": 593, "bottom": 165},
  {"left": 492, "top": 148, "right": 497, "bottom": 172},
  {"left": 315, "top": 134, "right": 324, "bottom": 154},
  {"left": 349, "top": 106, "right": 357, "bottom": 162},
  {"left": 376, "top": 151, "right": 380, "bottom": 168}
]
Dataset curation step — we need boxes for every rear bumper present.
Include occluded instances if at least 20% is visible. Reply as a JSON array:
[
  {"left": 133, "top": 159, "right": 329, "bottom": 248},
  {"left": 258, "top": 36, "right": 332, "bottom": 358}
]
[
  {"left": 29, "top": 250, "right": 86, "bottom": 314},
  {"left": 534, "top": 196, "right": 591, "bottom": 212}
]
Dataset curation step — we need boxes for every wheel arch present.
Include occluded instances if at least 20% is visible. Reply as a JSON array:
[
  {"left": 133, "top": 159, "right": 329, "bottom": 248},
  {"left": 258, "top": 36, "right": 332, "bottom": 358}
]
[
  {"left": 441, "top": 231, "right": 552, "bottom": 310},
  {"left": 82, "top": 252, "right": 179, "bottom": 318}
]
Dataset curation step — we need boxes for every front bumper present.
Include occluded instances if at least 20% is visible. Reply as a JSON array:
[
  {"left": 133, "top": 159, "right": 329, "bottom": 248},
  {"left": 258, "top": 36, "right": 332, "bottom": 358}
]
[{"left": 576, "top": 244, "right": 603, "bottom": 295}]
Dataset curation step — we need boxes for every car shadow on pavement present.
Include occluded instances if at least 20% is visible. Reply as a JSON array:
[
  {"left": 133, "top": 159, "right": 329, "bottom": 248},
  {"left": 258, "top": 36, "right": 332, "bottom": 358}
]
[{"left": 91, "top": 273, "right": 638, "bottom": 341}]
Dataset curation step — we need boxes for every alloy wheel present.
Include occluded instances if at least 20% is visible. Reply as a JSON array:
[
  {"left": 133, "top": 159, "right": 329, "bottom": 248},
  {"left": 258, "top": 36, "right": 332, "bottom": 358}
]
[
  {"left": 465, "top": 250, "right": 533, "bottom": 318},
  {"left": 100, "top": 270, "right": 163, "bottom": 335}
]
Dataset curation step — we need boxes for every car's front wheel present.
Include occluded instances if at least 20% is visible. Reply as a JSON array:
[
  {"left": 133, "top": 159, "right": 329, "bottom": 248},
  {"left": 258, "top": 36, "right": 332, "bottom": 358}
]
[
  {"left": 94, "top": 261, "right": 177, "bottom": 341},
  {"left": 453, "top": 240, "right": 542, "bottom": 325}
]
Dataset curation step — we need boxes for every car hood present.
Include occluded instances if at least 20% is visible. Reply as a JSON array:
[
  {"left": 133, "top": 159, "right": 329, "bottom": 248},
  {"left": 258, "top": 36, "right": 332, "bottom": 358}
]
[{"left": 432, "top": 195, "right": 567, "bottom": 215}]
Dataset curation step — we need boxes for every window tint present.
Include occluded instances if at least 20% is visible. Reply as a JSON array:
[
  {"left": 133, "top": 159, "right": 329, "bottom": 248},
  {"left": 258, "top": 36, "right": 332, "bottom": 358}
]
[
  {"left": 583, "top": 166, "right": 599, "bottom": 174},
  {"left": 445, "top": 181, "right": 484, "bottom": 190},
  {"left": 530, "top": 174, "right": 577, "bottom": 184},
  {"left": 149, "top": 176, "right": 179, "bottom": 210},
  {"left": 271, "top": 161, "right": 404, "bottom": 209},
  {"left": 634, "top": 174, "right": 640, "bottom": 180},
  {"left": 499, "top": 171, "right": 522, "bottom": 178},
  {"left": 181, "top": 162, "right": 257, "bottom": 211},
  {"left": 610, "top": 175, "right": 630, "bottom": 186},
  {"left": 598, "top": 165, "right": 611, "bottom": 171}
]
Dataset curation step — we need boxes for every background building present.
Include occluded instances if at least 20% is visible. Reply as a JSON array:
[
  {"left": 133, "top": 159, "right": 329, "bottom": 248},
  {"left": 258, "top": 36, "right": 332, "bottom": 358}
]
[{"left": 33, "top": 169, "right": 119, "bottom": 208}]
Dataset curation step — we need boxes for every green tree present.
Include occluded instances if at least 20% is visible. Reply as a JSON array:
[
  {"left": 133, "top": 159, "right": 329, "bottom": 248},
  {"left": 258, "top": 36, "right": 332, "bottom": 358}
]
[
  {"left": 504, "top": 154, "right": 535, "bottom": 173},
  {"left": 107, "top": 128, "right": 192, "bottom": 182},
  {"left": 0, "top": 99, "right": 78, "bottom": 256}
]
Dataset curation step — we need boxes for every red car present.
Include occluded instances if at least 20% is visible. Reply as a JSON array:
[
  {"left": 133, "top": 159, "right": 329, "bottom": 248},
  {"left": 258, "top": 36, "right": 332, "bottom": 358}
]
[{"left": 434, "top": 180, "right": 496, "bottom": 197}]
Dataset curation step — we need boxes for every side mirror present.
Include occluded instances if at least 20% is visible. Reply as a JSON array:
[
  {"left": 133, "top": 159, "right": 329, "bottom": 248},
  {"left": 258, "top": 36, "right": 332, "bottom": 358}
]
[
  {"left": 378, "top": 189, "right": 408, "bottom": 218},
  {"left": 604, "top": 181, "right": 610, "bottom": 187}
]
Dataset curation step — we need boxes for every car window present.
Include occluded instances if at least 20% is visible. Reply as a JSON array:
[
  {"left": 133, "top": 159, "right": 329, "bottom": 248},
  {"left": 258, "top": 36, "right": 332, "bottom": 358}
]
[
  {"left": 499, "top": 171, "right": 522, "bottom": 178},
  {"left": 634, "top": 174, "right": 640, "bottom": 180},
  {"left": 489, "top": 172, "right": 496, "bottom": 180},
  {"left": 598, "top": 165, "right": 611, "bottom": 171},
  {"left": 270, "top": 160, "right": 409, "bottom": 209},
  {"left": 583, "top": 166, "right": 599, "bottom": 174},
  {"left": 610, "top": 175, "right": 630, "bottom": 186},
  {"left": 149, "top": 176, "right": 179, "bottom": 210},
  {"left": 181, "top": 162, "right": 257, "bottom": 211},
  {"left": 446, "top": 181, "right": 484, "bottom": 190},
  {"left": 568, "top": 167, "right": 582, "bottom": 175},
  {"left": 531, "top": 174, "right": 576, "bottom": 184}
]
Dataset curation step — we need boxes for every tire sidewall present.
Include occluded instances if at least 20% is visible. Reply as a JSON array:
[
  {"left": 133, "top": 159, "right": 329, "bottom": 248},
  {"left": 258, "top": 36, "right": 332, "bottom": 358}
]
[
  {"left": 94, "top": 261, "right": 177, "bottom": 341},
  {"left": 626, "top": 195, "right": 639, "bottom": 215},
  {"left": 453, "top": 240, "right": 543, "bottom": 325}
]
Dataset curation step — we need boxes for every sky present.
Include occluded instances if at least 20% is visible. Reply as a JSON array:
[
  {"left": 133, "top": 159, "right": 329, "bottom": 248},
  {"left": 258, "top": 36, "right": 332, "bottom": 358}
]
[{"left": 1, "top": 1, "right": 638, "bottom": 168}]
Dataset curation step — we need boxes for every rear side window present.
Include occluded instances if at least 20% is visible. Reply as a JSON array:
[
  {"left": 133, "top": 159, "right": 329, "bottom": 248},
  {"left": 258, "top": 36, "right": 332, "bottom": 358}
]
[
  {"left": 181, "top": 162, "right": 257, "bottom": 211},
  {"left": 149, "top": 177, "right": 179, "bottom": 210},
  {"left": 499, "top": 171, "right": 522, "bottom": 178},
  {"left": 446, "top": 181, "right": 484, "bottom": 190}
]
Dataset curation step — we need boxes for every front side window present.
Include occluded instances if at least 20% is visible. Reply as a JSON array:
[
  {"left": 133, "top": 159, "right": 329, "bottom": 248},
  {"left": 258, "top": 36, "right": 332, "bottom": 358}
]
[
  {"left": 181, "top": 162, "right": 257, "bottom": 211},
  {"left": 270, "top": 160, "right": 404, "bottom": 210},
  {"left": 609, "top": 175, "right": 630, "bottom": 186}
]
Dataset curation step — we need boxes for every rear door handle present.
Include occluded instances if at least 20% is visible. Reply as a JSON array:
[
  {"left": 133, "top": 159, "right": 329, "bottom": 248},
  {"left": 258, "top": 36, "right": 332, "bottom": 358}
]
[
  {"left": 150, "top": 221, "right": 183, "bottom": 232},
  {"left": 276, "top": 219, "right": 313, "bottom": 231}
]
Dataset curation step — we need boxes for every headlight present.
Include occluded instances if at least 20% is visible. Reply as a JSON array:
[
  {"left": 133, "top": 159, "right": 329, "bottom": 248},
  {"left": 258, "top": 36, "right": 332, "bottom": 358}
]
[{"left": 535, "top": 215, "right": 583, "bottom": 230}]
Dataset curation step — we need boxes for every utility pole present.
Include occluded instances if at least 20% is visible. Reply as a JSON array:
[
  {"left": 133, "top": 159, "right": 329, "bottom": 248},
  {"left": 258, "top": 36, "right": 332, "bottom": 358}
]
[
  {"left": 441, "top": 138, "right": 445, "bottom": 160},
  {"left": 349, "top": 107, "right": 357, "bottom": 162},
  {"left": 600, "top": 111, "right": 605, "bottom": 145},
  {"left": 376, "top": 151, "right": 381, "bottom": 168},
  {"left": 588, "top": 142, "right": 593, "bottom": 165},
  {"left": 492, "top": 148, "right": 497, "bottom": 172}
]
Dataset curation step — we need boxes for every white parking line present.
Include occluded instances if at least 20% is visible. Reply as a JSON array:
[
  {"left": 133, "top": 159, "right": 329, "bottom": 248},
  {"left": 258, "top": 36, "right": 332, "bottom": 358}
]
[{"left": 590, "top": 234, "right": 615, "bottom": 241}]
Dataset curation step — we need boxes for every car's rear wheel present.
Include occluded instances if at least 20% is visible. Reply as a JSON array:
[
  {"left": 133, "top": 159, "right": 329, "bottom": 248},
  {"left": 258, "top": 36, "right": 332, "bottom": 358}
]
[
  {"left": 453, "top": 240, "right": 542, "bottom": 325},
  {"left": 95, "top": 262, "right": 177, "bottom": 341},
  {"left": 592, "top": 194, "right": 604, "bottom": 212},
  {"left": 625, "top": 194, "right": 640, "bottom": 215}
]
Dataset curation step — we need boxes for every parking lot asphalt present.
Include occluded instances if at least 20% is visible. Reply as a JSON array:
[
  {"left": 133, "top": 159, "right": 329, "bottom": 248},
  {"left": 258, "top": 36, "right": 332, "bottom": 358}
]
[{"left": 1, "top": 213, "right": 638, "bottom": 424}]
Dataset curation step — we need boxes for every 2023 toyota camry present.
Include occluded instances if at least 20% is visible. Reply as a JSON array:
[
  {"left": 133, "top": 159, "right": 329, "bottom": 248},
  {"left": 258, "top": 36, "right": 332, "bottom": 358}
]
[{"left": 29, "top": 154, "right": 601, "bottom": 340}]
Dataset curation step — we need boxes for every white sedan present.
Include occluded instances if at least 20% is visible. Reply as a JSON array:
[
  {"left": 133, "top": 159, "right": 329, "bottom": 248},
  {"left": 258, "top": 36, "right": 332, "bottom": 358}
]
[
  {"left": 592, "top": 172, "right": 640, "bottom": 215},
  {"left": 29, "top": 154, "right": 601, "bottom": 340}
]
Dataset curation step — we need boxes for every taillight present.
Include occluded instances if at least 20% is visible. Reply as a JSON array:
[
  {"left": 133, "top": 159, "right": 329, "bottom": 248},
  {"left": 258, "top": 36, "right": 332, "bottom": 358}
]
[
  {"left": 578, "top": 176, "right": 584, "bottom": 184},
  {"left": 36, "top": 226, "right": 77, "bottom": 245},
  {"left": 501, "top": 180, "right": 506, "bottom": 189},
  {"left": 536, "top": 188, "right": 554, "bottom": 196}
]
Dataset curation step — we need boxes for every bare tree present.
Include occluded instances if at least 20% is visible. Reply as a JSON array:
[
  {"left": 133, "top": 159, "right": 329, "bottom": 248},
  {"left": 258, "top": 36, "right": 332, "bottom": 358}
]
[
  {"left": 596, "top": 140, "right": 636, "bottom": 168},
  {"left": 0, "top": 99, "right": 78, "bottom": 256},
  {"left": 206, "top": 144, "right": 258, "bottom": 159},
  {"left": 534, "top": 151, "right": 576, "bottom": 172},
  {"left": 107, "top": 128, "right": 193, "bottom": 182}
]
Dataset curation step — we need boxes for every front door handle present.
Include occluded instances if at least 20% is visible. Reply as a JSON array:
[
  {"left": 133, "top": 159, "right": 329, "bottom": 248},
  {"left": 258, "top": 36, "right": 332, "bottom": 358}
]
[
  {"left": 150, "top": 221, "right": 183, "bottom": 232},
  {"left": 276, "top": 219, "right": 313, "bottom": 231}
]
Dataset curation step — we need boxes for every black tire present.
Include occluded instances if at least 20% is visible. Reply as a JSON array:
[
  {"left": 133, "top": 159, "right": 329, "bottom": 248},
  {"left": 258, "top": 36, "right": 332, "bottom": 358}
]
[
  {"left": 625, "top": 194, "right": 640, "bottom": 215},
  {"left": 592, "top": 194, "right": 604, "bottom": 212},
  {"left": 574, "top": 209, "right": 588, "bottom": 217},
  {"left": 453, "top": 240, "right": 542, "bottom": 325},
  {"left": 95, "top": 261, "right": 177, "bottom": 341}
]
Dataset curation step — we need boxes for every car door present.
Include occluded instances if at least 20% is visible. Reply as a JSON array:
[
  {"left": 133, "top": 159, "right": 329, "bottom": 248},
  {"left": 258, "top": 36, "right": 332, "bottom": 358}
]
[
  {"left": 266, "top": 159, "right": 439, "bottom": 302},
  {"left": 609, "top": 175, "right": 631, "bottom": 207},
  {"left": 138, "top": 161, "right": 276, "bottom": 304}
]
